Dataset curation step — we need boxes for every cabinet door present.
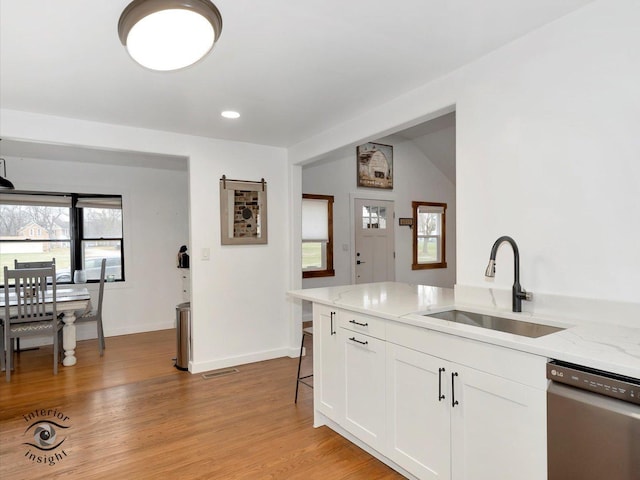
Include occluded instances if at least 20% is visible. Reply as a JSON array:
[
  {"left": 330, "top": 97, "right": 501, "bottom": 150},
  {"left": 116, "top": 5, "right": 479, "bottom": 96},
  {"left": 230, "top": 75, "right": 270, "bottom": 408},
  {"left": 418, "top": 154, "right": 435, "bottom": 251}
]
[
  {"left": 386, "top": 344, "right": 451, "bottom": 480},
  {"left": 450, "top": 365, "right": 547, "bottom": 480},
  {"left": 342, "top": 330, "right": 386, "bottom": 450},
  {"left": 313, "top": 305, "right": 343, "bottom": 421},
  {"left": 181, "top": 272, "right": 190, "bottom": 302}
]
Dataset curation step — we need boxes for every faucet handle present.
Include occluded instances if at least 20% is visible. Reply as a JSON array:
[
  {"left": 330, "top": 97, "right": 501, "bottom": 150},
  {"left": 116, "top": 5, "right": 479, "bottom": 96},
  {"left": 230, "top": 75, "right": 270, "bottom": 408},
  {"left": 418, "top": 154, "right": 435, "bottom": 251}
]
[{"left": 518, "top": 289, "right": 533, "bottom": 301}]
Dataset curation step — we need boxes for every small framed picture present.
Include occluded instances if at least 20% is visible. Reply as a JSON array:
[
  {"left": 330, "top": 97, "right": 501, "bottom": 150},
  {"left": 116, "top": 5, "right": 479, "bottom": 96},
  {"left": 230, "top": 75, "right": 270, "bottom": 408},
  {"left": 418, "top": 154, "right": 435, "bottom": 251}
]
[
  {"left": 219, "top": 176, "right": 268, "bottom": 245},
  {"left": 357, "top": 142, "right": 393, "bottom": 189}
]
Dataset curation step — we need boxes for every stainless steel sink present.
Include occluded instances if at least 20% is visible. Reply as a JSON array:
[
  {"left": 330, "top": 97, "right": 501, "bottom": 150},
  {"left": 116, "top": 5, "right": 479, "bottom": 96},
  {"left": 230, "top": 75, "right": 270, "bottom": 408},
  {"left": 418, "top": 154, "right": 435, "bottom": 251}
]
[{"left": 424, "top": 310, "right": 565, "bottom": 338}]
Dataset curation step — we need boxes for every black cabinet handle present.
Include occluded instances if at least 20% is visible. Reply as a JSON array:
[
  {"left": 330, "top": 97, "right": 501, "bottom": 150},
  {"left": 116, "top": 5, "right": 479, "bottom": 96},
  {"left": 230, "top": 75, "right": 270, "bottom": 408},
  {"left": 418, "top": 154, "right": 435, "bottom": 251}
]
[
  {"left": 438, "top": 367, "right": 446, "bottom": 401},
  {"left": 451, "top": 372, "right": 459, "bottom": 408},
  {"left": 330, "top": 311, "right": 336, "bottom": 335},
  {"left": 349, "top": 336, "right": 368, "bottom": 346},
  {"left": 349, "top": 319, "right": 369, "bottom": 327}
]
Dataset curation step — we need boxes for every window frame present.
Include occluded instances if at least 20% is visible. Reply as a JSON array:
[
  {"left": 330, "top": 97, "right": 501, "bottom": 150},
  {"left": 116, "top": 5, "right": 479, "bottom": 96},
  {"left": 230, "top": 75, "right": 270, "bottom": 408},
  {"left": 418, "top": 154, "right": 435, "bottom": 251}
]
[
  {"left": 302, "top": 193, "right": 335, "bottom": 279},
  {"left": 75, "top": 195, "right": 125, "bottom": 282},
  {"left": 412, "top": 201, "right": 447, "bottom": 270},
  {"left": 0, "top": 190, "right": 125, "bottom": 284}
]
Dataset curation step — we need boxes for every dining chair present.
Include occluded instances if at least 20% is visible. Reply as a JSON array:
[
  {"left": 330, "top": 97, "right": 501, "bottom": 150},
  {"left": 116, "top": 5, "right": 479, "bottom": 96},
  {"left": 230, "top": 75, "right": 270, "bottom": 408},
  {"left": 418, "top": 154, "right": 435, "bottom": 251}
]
[
  {"left": 75, "top": 258, "right": 106, "bottom": 355},
  {"left": 12, "top": 258, "right": 56, "bottom": 352},
  {"left": 2, "top": 265, "right": 63, "bottom": 382},
  {"left": 14, "top": 258, "right": 56, "bottom": 269}
]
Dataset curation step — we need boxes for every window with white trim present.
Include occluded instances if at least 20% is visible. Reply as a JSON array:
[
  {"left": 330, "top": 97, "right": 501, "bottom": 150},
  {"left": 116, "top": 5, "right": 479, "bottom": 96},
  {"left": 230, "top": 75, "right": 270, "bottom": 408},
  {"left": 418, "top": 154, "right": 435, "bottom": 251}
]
[
  {"left": 412, "top": 201, "right": 447, "bottom": 270},
  {"left": 302, "top": 194, "right": 334, "bottom": 278}
]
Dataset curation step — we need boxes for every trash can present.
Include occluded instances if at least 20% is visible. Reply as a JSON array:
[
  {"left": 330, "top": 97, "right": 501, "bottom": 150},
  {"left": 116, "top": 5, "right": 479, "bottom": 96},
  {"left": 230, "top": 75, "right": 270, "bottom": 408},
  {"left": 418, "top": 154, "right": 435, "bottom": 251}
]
[{"left": 175, "top": 302, "right": 191, "bottom": 371}]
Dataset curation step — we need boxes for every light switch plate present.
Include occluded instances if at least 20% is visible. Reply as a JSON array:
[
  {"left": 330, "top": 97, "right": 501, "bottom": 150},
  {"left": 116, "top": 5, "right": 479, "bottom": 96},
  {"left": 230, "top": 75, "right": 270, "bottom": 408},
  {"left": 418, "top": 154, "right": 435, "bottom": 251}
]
[{"left": 202, "top": 248, "right": 210, "bottom": 260}]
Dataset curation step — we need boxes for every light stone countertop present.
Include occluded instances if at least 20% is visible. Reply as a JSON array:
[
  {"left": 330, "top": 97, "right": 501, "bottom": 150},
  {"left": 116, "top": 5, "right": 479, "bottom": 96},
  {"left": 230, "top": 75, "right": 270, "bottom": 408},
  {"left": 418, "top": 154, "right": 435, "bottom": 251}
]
[{"left": 288, "top": 281, "right": 640, "bottom": 379}]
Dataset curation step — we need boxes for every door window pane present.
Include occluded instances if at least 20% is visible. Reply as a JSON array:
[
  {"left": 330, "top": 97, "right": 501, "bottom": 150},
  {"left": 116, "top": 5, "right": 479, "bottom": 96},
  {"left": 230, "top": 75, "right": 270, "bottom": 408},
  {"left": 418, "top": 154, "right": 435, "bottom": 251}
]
[
  {"left": 362, "top": 205, "right": 387, "bottom": 229},
  {"left": 378, "top": 207, "right": 387, "bottom": 229}
]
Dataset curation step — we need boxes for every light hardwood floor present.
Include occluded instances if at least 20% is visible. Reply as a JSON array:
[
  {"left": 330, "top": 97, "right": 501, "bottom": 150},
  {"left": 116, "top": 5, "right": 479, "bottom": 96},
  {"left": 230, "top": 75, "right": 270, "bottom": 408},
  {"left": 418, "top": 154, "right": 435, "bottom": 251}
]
[{"left": 0, "top": 330, "right": 405, "bottom": 479}]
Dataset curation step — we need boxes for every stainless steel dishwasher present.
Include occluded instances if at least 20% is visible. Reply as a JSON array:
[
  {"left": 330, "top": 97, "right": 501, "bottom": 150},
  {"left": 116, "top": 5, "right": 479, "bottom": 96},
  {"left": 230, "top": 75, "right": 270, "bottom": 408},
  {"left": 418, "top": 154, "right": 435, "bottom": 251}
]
[{"left": 547, "top": 360, "right": 640, "bottom": 479}]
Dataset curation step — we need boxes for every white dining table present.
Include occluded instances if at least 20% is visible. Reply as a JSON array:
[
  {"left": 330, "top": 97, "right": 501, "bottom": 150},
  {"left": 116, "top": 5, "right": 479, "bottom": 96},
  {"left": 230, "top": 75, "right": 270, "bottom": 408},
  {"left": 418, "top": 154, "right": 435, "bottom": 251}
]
[{"left": 0, "top": 287, "right": 91, "bottom": 366}]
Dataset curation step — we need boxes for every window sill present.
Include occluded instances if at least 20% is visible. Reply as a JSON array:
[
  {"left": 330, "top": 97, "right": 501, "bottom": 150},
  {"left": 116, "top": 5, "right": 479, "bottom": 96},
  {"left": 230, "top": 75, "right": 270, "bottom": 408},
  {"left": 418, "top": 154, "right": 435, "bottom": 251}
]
[
  {"left": 303, "top": 269, "right": 335, "bottom": 279},
  {"left": 412, "top": 262, "right": 447, "bottom": 270}
]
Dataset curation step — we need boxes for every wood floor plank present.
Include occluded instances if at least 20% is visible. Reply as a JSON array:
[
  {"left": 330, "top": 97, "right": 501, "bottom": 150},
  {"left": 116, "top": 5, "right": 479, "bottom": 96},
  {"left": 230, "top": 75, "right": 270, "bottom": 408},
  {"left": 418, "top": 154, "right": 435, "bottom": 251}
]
[{"left": 0, "top": 330, "right": 405, "bottom": 479}]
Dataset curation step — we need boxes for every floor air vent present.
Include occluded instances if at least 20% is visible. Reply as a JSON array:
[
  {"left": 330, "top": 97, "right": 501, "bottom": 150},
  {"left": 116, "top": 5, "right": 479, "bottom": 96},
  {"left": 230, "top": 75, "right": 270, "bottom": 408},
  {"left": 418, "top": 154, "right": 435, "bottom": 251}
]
[{"left": 201, "top": 368, "right": 239, "bottom": 379}]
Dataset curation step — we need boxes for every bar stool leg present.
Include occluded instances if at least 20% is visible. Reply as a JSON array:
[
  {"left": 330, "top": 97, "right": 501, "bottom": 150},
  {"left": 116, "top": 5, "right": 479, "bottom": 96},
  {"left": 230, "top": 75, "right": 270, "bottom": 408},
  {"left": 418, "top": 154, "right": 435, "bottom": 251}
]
[{"left": 295, "top": 331, "right": 306, "bottom": 403}]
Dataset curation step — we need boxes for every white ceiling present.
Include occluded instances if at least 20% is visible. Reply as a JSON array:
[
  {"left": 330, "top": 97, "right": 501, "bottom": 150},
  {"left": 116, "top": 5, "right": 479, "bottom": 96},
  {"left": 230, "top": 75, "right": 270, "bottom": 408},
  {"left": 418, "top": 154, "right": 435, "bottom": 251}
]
[
  {"left": 396, "top": 112, "right": 456, "bottom": 184},
  {"left": 0, "top": 0, "right": 594, "bottom": 148}
]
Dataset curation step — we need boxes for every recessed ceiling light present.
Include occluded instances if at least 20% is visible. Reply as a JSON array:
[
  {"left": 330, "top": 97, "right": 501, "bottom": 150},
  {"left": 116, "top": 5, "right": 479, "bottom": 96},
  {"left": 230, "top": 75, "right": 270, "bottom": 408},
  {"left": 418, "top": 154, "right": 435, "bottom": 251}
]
[{"left": 221, "top": 111, "right": 240, "bottom": 119}]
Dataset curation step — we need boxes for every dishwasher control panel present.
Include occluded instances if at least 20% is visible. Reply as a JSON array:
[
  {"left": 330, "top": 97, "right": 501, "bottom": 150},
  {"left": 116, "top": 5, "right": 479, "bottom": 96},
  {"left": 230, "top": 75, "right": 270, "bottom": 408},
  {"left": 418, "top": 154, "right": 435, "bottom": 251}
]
[{"left": 547, "top": 361, "right": 640, "bottom": 405}]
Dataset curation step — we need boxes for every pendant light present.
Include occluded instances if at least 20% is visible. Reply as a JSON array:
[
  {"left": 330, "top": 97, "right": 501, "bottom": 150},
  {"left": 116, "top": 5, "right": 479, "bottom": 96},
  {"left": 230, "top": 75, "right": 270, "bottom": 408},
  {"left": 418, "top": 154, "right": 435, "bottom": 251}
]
[
  {"left": 0, "top": 158, "right": 15, "bottom": 190},
  {"left": 118, "top": 0, "right": 223, "bottom": 71}
]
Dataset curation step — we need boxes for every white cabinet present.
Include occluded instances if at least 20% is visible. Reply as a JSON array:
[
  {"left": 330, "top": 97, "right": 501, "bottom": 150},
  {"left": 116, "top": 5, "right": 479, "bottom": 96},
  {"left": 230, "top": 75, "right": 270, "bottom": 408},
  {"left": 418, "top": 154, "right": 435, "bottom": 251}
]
[
  {"left": 386, "top": 343, "right": 451, "bottom": 480},
  {"left": 450, "top": 365, "right": 546, "bottom": 480},
  {"left": 180, "top": 269, "right": 190, "bottom": 301},
  {"left": 312, "top": 303, "right": 547, "bottom": 480},
  {"left": 386, "top": 325, "right": 547, "bottom": 480},
  {"left": 313, "top": 304, "right": 343, "bottom": 421},
  {"left": 342, "top": 329, "right": 386, "bottom": 451}
]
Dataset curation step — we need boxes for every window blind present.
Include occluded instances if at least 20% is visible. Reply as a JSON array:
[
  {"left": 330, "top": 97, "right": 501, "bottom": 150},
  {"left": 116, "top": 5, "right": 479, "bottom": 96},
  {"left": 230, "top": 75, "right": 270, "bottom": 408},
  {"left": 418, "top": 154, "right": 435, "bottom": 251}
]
[
  {"left": 302, "top": 198, "right": 328, "bottom": 241},
  {"left": 418, "top": 204, "right": 445, "bottom": 215},
  {"left": 76, "top": 196, "right": 122, "bottom": 209},
  {"left": 0, "top": 193, "right": 72, "bottom": 207}
]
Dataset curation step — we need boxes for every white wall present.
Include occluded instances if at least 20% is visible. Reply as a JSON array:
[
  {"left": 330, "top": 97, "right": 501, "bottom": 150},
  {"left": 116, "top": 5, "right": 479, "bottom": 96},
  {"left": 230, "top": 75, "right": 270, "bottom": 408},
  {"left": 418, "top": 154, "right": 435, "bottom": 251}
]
[
  {"left": 0, "top": 109, "right": 292, "bottom": 372},
  {"left": 302, "top": 132, "right": 456, "bottom": 290},
  {"left": 187, "top": 141, "right": 292, "bottom": 372},
  {"left": 454, "top": 0, "right": 640, "bottom": 304},
  {"left": 1, "top": 155, "right": 188, "bottom": 340},
  {"left": 291, "top": 0, "right": 640, "bottom": 315}
]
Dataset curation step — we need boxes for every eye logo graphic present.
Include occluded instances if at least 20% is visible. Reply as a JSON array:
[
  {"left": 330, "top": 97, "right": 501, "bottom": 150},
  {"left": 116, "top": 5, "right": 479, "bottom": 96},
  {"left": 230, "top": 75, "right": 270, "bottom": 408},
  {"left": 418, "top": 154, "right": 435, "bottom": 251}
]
[
  {"left": 24, "top": 421, "right": 68, "bottom": 451},
  {"left": 21, "top": 408, "right": 71, "bottom": 466}
]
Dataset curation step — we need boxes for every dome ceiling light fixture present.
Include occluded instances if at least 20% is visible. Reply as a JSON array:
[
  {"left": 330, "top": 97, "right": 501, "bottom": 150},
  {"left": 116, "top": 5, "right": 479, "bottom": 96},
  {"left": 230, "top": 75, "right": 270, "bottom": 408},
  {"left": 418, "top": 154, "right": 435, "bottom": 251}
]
[
  {"left": 0, "top": 158, "right": 15, "bottom": 190},
  {"left": 118, "top": 0, "right": 223, "bottom": 71}
]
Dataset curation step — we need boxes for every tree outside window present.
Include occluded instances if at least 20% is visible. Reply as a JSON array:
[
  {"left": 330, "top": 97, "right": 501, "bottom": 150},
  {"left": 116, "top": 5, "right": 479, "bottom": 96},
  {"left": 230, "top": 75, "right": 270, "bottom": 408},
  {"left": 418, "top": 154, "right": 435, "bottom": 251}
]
[
  {"left": 412, "top": 201, "right": 447, "bottom": 270},
  {"left": 0, "top": 192, "right": 124, "bottom": 283}
]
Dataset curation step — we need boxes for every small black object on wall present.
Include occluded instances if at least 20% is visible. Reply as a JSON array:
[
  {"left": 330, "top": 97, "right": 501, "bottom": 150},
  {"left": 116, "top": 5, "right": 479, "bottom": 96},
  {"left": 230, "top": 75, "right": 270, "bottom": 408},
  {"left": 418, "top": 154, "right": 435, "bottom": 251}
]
[{"left": 177, "top": 245, "right": 189, "bottom": 268}]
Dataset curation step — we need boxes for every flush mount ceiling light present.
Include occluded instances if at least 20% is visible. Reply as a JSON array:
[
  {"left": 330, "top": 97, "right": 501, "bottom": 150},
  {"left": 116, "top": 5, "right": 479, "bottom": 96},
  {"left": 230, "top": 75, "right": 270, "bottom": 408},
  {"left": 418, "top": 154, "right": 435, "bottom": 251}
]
[{"left": 118, "top": 0, "right": 223, "bottom": 71}]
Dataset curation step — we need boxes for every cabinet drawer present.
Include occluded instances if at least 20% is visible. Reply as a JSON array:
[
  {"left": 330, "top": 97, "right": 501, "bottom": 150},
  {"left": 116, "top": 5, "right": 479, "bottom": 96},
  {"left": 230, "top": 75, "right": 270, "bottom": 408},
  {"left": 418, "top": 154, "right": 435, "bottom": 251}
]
[
  {"left": 387, "top": 321, "right": 547, "bottom": 389},
  {"left": 339, "top": 310, "right": 386, "bottom": 340}
]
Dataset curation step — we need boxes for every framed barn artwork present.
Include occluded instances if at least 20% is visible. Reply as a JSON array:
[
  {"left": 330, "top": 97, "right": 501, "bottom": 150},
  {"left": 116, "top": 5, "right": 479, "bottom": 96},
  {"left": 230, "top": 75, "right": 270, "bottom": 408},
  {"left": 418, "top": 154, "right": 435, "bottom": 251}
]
[{"left": 356, "top": 142, "right": 393, "bottom": 189}]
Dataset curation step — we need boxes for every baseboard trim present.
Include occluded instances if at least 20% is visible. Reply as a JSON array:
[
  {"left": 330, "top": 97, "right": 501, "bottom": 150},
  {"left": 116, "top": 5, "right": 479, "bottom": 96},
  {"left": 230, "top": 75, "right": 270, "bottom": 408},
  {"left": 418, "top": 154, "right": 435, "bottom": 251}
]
[{"left": 190, "top": 347, "right": 292, "bottom": 374}]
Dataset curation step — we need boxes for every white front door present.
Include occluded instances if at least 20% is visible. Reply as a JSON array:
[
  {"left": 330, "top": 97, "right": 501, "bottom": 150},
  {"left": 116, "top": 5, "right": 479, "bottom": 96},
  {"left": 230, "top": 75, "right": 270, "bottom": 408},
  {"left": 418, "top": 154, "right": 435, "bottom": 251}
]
[{"left": 354, "top": 199, "right": 395, "bottom": 284}]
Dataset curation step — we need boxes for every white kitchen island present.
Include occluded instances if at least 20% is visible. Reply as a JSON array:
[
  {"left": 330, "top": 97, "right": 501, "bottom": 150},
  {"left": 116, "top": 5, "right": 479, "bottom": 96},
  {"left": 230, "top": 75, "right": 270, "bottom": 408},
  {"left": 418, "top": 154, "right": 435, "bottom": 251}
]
[{"left": 288, "top": 281, "right": 640, "bottom": 480}]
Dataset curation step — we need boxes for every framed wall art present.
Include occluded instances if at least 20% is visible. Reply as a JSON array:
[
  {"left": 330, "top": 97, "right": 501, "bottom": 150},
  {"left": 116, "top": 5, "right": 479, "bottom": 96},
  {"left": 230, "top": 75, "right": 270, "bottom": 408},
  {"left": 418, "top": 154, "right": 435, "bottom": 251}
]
[
  {"left": 357, "top": 142, "right": 393, "bottom": 189},
  {"left": 219, "top": 175, "right": 268, "bottom": 245}
]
